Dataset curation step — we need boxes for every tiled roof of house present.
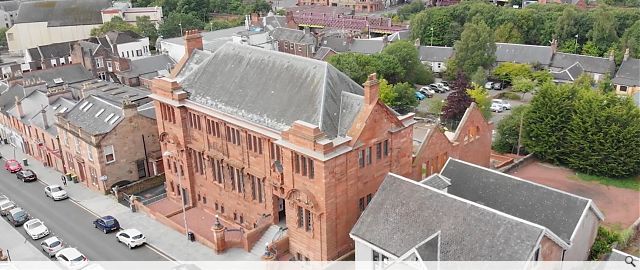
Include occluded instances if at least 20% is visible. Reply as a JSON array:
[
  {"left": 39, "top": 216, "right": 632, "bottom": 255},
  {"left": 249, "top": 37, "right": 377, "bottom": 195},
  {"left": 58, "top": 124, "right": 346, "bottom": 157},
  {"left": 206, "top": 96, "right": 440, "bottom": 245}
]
[
  {"left": 420, "top": 174, "right": 451, "bottom": 190},
  {"left": 60, "top": 95, "right": 124, "bottom": 135},
  {"left": 26, "top": 41, "right": 73, "bottom": 61},
  {"left": 22, "top": 64, "right": 94, "bottom": 87},
  {"left": 270, "top": 28, "right": 316, "bottom": 45},
  {"left": 70, "top": 80, "right": 151, "bottom": 105},
  {"left": 136, "top": 101, "right": 156, "bottom": 119},
  {"left": 0, "top": 84, "right": 24, "bottom": 112},
  {"left": 176, "top": 42, "right": 365, "bottom": 139},
  {"left": 441, "top": 159, "right": 603, "bottom": 244},
  {"left": 551, "top": 62, "right": 584, "bottom": 82},
  {"left": 105, "top": 30, "right": 143, "bottom": 44},
  {"left": 349, "top": 39, "right": 385, "bottom": 55},
  {"left": 350, "top": 173, "right": 545, "bottom": 260},
  {"left": 7, "top": 90, "right": 49, "bottom": 123},
  {"left": 30, "top": 96, "right": 76, "bottom": 135},
  {"left": 313, "top": 46, "right": 335, "bottom": 60},
  {"left": 418, "top": 46, "right": 454, "bottom": 62},
  {"left": 495, "top": 43, "right": 553, "bottom": 65},
  {"left": 612, "top": 58, "right": 640, "bottom": 86},
  {"left": 15, "top": 0, "right": 111, "bottom": 27},
  {"left": 162, "top": 26, "right": 245, "bottom": 47},
  {"left": 118, "top": 55, "right": 175, "bottom": 78},
  {"left": 551, "top": 52, "right": 616, "bottom": 75}
]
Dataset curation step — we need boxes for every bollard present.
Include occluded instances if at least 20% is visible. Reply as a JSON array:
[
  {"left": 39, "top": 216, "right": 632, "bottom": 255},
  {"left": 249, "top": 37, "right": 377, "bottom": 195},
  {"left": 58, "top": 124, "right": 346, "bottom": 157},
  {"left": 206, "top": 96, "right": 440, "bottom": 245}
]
[{"left": 22, "top": 158, "right": 28, "bottom": 166}]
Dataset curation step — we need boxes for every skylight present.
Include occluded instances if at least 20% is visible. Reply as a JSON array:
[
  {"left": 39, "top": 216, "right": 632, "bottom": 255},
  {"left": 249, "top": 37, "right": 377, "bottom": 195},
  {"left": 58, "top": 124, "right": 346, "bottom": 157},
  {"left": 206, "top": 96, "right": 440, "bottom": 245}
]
[
  {"left": 79, "top": 101, "right": 89, "bottom": 110},
  {"left": 82, "top": 103, "right": 93, "bottom": 112},
  {"left": 105, "top": 113, "right": 115, "bottom": 123},
  {"left": 108, "top": 116, "right": 120, "bottom": 125},
  {"left": 59, "top": 107, "right": 68, "bottom": 113},
  {"left": 95, "top": 108, "right": 105, "bottom": 117}
]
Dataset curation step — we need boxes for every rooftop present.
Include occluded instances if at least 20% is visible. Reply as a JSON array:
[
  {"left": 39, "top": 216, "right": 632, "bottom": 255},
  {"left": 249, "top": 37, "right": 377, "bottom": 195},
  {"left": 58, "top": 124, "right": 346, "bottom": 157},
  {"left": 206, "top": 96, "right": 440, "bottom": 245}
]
[
  {"left": 26, "top": 41, "right": 73, "bottom": 61},
  {"left": 15, "top": 0, "right": 111, "bottom": 27},
  {"left": 118, "top": 54, "right": 175, "bottom": 78},
  {"left": 551, "top": 52, "right": 615, "bottom": 75},
  {"left": 21, "top": 64, "right": 94, "bottom": 87},
  {"left": 612, "top": 58, "right": 640, "bottom": 87},
  {"left": 495, "top": 43, "right": 553, "bottom": 65},
  {"left": 418, "top": 46, "right": 454, "bottom": 62}
]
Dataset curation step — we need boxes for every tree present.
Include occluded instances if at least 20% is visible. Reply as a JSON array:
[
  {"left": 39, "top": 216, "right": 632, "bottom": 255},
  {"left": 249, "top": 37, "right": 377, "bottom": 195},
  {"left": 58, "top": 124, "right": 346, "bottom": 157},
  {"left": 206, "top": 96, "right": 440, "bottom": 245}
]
[
  {"left": 245, "top": 0, "right": 272, "bottom": 15},
  {"left": 397, "top": 0, "right": 424, "bottom": 21},
  {"left": 413, "top": 64, "right": 434, "bottom": 85},
  {"left": 492, "top": 62, "right": 533, "bottom": 83},
  {"left": 589, "top": 8, "right": 619, "bottom": 54},
  {"left": 372, "top": 53, "right": 405, "bottom": 84},
  {"left": 466, "top": 84, "right": 492, "bottom": 120},
  {"left": 524, "top": 83, "right": 579, "bottom": 163},
  {"left": 158, "top": 13, "right": 205, "bottom": 38},
  {"left": 390, "top": 82, "right": 419, "bottom": 114},
  {"left": 177, "top": 0, "right": 210, "bottom": 21},
  {"left": 597, "top": 75, "right": 615, "bottom": 93},
  {"left": 581, "top": 41, "right": 601, "bottom": 57},
  {"left": 136, "top": 16, "right": 158, "bottom": 49},
  {"left": 493, "top": 105, "right": 529, "bottom": 154},
  {"left": 559, "top": 40, "right": 580, "bottom": 54},
  {"left": 0, "top": 28, "right": 7, "bottom": 49},
  {"left": 531, "top": 70, "right": 553, "bottom": 85},
  {"left": 512, "top": 76, "right": 536, "bottom": 99},
  {"left": 471, "top": 67, "right": 487, "bottom": 86},
  {"left": 451, "top": 17, "right": 496, "bottom": 77},
  {"left": 207, "top": 18, "right": 243, "bottom": 31},
  {"left": 494, "top": 22, "right": 524, "bottom": 43},
  {"left": 555, "top": 7, "right": 579, "bottom": 44},
  {"left": 328, "top": 53, "right": 380, "bottom": 85},
  {"left": 620, "top": 20, "right": 640, "bottom": 58},
  {"left": 378, "top": 78, "right": 396, "bottom": 106},
  {"left": 91, "top": 16, "right": 139, "bottom": 37},
  {"left": 381, "top": 40, "right": 422, "bottom": 83},
  {"left": 441, "top": 73, "right": 473, "bottom": 125}
]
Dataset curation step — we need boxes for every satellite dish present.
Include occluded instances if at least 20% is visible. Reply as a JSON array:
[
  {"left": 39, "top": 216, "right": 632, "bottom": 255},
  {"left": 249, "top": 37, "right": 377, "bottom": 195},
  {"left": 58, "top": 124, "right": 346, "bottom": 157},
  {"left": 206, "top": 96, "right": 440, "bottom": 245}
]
[{"left": 273, "top": 160, "right": 283, "bottom": 173}]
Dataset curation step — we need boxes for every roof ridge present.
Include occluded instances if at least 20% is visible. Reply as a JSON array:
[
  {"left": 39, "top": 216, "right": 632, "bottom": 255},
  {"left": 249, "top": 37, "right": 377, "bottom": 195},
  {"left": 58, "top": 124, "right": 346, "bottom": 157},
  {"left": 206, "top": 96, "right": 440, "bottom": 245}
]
[
  {"left": 496, "top": 42, "right": 551, "bottom": 49},
  {"left": 556, "top": 52, "right": 611, "bottom": 60}
]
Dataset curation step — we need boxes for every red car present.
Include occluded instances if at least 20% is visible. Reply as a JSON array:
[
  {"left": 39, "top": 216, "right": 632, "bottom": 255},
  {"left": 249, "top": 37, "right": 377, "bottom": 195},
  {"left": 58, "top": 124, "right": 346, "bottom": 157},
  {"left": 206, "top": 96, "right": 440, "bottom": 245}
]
[{"left": 5, "top": 159, "right": 22, "bottom": 173}]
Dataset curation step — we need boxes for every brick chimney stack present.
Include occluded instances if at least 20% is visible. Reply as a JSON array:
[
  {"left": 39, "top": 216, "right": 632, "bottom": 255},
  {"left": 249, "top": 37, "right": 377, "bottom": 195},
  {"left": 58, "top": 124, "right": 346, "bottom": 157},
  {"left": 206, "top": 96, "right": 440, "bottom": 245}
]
[
  {"left": 15, "top": 96, "right": 24, "bottom": 118},
  {"left": 184, "top": 29, "right": 203, "bottom": 59},
  {"left": 122, "top": 96, "right": 138, "bottom": 118},
  {"left": 41, "top": 106, "right": 48, "bottom": 129},
  {"left": 363, "top": 73, "right": 379, "bottom": 105}
]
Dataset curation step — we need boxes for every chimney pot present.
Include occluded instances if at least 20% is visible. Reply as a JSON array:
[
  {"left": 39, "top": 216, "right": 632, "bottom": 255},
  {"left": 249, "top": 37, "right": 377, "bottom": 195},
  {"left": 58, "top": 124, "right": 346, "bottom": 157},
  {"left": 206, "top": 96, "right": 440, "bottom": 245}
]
[{"left": 363, "top": 73, "right": 379, "bottom": 105}]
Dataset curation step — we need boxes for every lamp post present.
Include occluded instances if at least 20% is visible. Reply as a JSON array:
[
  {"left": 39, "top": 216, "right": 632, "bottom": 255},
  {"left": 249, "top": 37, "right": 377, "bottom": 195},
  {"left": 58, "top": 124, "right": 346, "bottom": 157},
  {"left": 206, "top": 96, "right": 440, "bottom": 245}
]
[
  {"left": 179, "top": 23, "right": 183, "bottom": 37},
  {"left": 163, "top": 150, "right": 189, "bottom": 240},
  {"left": 574, "top": 34, "right": 579, "bottom": 54},
  {"left": 430, "top": 27, "right": 434, "bottom": 46}
]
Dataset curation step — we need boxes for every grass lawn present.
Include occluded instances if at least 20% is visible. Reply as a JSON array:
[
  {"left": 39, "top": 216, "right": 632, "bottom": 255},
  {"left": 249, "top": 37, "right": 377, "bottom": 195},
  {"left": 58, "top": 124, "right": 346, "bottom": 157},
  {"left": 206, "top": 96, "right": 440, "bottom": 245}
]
[{"left": 573, "top": 173, "right": 640, "bottom": 191}]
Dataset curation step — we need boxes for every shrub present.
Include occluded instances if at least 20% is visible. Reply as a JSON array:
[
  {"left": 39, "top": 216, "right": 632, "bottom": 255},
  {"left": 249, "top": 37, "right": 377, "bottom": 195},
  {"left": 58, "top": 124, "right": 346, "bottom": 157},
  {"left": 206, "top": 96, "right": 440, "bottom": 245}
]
[
  {"left": 589, "top": 227, "right": 621, "bottom": 260},
  {"left": 502, "top": 92, "right": 522, "bottom": 100}
]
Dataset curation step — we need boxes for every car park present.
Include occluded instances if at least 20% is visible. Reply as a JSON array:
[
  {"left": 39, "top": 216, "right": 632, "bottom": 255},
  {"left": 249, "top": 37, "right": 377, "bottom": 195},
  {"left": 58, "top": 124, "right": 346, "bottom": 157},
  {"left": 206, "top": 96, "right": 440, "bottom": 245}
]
[
  {"left": 116, "top": 229, "right": 147, "bottom": 249},
  {"left": 490, "top": 103, "right": 504, "bottom": 113},
  {"left": 93, "top": 216, "right": 120, "bottom": 233},
  {"left": 0, "top": 200, "right": 16, "bottom": 216},
  {"left": 41, "top": 236, "right": 64, "bottom": 257},
  {"left": 16, "top": 169, "right": 37, "bottom": 182},
  {"left": 24, "top": 219, "right": 50, "bottom": 240},
  {"left": 415, "top": 91, "right": 426, "bottom": 101},
  {"left": 7, "top": 207, "right": 29, "bottom": 226},
  {"left": 55, "top": 248, "right": 88, "bottom": 270},
  {"left": 4, "top": 159, "right": 22, "bottom": 173},
  {"left": 45, "top": 185, "right": 68, "bottom": 201},
  {"left": 492, "top": 99, "right": 512, "bottom": 110},
  {"left": 419, "top": 87, "right": 435, "bottom": 98}
]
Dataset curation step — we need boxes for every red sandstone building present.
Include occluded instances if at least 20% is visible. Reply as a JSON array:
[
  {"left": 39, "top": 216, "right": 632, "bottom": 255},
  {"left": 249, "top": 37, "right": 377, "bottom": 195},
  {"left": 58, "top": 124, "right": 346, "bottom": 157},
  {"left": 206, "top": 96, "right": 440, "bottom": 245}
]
[{"left": 147, "top": 31, "right": 492, "bottom": 260}]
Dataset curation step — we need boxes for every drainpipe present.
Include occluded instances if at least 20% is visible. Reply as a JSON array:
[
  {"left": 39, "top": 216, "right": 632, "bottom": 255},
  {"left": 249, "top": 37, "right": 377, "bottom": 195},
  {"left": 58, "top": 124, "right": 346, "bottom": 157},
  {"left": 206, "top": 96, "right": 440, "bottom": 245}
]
[
  {"left": 142, "top": 134, "right": 149, "bottom": 178},
  {"left": 56, "top": 135, "right": 67, "bottom": 174}
]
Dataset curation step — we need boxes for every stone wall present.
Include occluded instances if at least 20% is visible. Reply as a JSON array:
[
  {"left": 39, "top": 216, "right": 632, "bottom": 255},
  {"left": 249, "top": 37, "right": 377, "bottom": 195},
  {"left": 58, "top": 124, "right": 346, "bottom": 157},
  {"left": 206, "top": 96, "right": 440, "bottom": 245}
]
[{"left": 116, "top": 173, "right": 166, "bottom": 200}]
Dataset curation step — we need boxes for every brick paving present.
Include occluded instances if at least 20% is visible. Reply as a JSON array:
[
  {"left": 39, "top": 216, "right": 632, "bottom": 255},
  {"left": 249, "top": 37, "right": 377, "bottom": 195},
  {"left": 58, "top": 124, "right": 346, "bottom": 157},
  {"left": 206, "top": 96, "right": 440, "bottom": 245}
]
[{"left": 510, "top": 161, "right": 640, "bottom": 228}]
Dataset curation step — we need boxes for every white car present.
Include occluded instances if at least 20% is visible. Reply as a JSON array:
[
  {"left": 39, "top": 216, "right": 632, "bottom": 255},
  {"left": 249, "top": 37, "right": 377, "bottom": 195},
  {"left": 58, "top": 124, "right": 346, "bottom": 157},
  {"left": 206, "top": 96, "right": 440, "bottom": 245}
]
[
  {"left": 0, "top": 200, "right": 16, "bottom": 216},
  {"left": 485, "top": 81, "right": 494, "bottom": 89},
  {"left": 45, "top": 185, "right": 68, "bottom": 201},
  {"left": 116, "top": 228, "right": 146, "bottom": 249},
  {"left": 492, "top": 99, "right": 512, "bottom": 110},
  {"left": 24, "top": 219, "right": 50, "bottom": 240},
  {"left": 490, "top": 103, "right": 504, "bottom": 113},
  {"left": 436, "top": 82, "right": 450, "bottom": 91},
  {"left": 41, "top": 236, "right": 64, "bottom": 257},
  {"left": 55, "top": 248, "right": 88, "bottom": 270}
]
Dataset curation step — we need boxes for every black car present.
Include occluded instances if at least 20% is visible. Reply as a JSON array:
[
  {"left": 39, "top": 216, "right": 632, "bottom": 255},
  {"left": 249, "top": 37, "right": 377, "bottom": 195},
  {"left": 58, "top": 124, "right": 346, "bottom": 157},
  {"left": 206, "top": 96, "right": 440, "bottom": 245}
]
[
  {"left": 7, "top": 207, "right": 29, "bottom": 227},
  {"left": 16, "top": 169, "right": 37, "bottom": 182}
]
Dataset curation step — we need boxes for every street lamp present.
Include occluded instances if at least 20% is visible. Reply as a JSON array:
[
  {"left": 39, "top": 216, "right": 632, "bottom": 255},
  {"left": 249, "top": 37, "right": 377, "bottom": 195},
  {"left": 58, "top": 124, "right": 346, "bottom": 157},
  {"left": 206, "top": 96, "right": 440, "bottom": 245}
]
[
  {"left": 574, "top": 34, "right": 579, "bottom": 54},
  {"left": 179, "top": 23, "right": 183, "bottom": 37},
  {"left": 163, "top": 150, "right": 189, "bottom": 240},
  {"left": 430, "top": 27, "right": 434, "bottom": 46}
]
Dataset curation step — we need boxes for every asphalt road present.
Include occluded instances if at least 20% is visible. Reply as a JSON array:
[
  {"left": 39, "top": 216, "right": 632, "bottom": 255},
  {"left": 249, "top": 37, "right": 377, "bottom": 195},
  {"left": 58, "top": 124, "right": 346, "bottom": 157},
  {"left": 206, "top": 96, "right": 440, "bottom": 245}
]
[{"left": 0, "top": 167, "right": 167, "bottom": 261}]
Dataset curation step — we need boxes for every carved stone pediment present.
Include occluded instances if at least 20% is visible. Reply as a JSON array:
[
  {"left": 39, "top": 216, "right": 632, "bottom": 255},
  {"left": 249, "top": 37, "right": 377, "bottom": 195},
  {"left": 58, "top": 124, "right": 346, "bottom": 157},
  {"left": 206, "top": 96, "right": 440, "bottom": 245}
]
[{"left": 285, "top": 188, "right": 318, "bottom": 210}]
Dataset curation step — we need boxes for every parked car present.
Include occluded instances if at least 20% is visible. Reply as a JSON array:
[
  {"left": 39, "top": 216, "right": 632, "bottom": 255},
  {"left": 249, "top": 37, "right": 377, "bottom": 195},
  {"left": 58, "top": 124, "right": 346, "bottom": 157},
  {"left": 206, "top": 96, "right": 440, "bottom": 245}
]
[
  {"left": 436, "top": 82, "right": 450, "bottom": 91},
  {"left": 24, "top": 219, "right": 50, "bottom": 240},
  {"left": 93, "top": 216, "right": 120, "bottom": 233},
  {"left": 429, "top": 84, "right": 446, "bottom": 93},
  {"left": 492, "top": 99, "right": 512, "bottom": 110},
  {"left": 0, "top": 200, "right": 16, "bottom": 216},
  {"left": 415, "top": 91, "right": 426, "bottom": 101},
  {"left": 16, "top": 169, "right": 37, "bottom": 182},
  {"left": 55, "top": 248, "right": 88, "bottom": 270},
  {"left": 440, "top": 81, "right": 449, "bottom": 88},
  {"left": 490, "top": 103, "right": 504, "bottom": 113},
  {"left": 484, "top": 81, "right": 494, "bottom": 90},
  {"left": 0, "top": 195, "right": 8, "bottom": 203},
  {"left": 7, "top": 207, "right": 29, "bottom": 226},
  {"left": 116, "top": 228, "right": 147, "bottom": 249},
  {"left": 419, "top": 87, "right": 435, "bottom": 98},
  {"left": 41, "top": 236, "right": 64, "bottom": 257},
  {"left": 4, "top": 159, "right": 22, "bottom": 173},
  {"left": 45, "top": 185, "right": 68, "bottom": 201},
  {"left": 492, "top": 82, "right": 504, "bottom": 90}
]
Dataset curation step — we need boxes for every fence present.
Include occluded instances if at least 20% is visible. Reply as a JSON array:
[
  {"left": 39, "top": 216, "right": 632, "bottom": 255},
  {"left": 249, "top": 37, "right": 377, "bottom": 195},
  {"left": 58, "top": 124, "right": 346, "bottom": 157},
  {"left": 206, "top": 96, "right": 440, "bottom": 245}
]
[{"left": 140, "top": 193, "right": 167, "bottom": 206}]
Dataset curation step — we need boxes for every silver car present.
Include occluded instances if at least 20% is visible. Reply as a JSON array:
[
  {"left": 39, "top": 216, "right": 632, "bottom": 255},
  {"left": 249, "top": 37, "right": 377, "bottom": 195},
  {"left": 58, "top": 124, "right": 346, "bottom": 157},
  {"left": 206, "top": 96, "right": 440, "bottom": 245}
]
[
  {"left": 0, "top": 200, "right": 16, "bottom": 216},
  {"left": 41, "top": 236, "right": 64, "bottom": 257},
  {"left": 45, "top": 185, "right": 68, "bottom": 201}
]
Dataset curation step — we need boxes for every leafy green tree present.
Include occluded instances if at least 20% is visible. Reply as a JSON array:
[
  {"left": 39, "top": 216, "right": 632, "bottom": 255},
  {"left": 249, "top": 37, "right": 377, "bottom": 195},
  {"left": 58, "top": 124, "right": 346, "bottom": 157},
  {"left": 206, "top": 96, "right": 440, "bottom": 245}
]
[
  {"left": 555, "top": 7, "right": 579, "bottom": 44},
  {"left": 207, "top": 18, "right": 242, "bottom": 31},
  {"left": 494, "top": 22, "right": 524, "bottom": 43},
  {"left": 396, "top": 0, "right": 424, "bottom": 21},
  {"left": 559, "top": 40, "right": 580, "bottom": 54},
  {"left": 411, "top": 7, "right": 458, "bottom": 46},
  {"left": 413, "top": 64, "right": 434, "bottom": 85},
  {"left": 493, "top": 105, "right": 529, "bottom": 154},
  {"left": 148, "top": 0, "right": 180, "bottom": 14},
  {"left": 532, "top": 70, "right": 553, "bottom": 85},
  {"left": 328, "top": 53, "right": 380, "bottom": 85},
  {"left": 372, "top": 53, "right": 405, "bottom": 84},
  {"left": 177, "top": 0, "right": 209, "bottom": 21},
  {"left": 620, "top": 20, "right": 640, "bottom": 58},
  {"left": 136, "top": 16, "right": 158, "bottom": 49},
  {"left": 589, "top": 8, "right": 619, "bottom": 54},
  {"left": 581, "top": 41, "right": 601, "bottom": 56},
  {"left": 0, "top": 28, "right": 7, "bottom": 49},
  {"left": 471, "top": 67, "right": 487, "bottom": 86},
  {"left": 245, "top": 0, "right": 272, "bottom": 14},
  {"left": 512, "top": 76, "right": 535, "bottom": 99},
  {"left": 158, "top": 13, "right": 205, "bottom": 38},
  {"left": 91, "top": 16, "right": 139, "bottom": 37},
  {"left": 382, "top": 82, "right": 419, "bottom": 114},
  {"left": 451, "top": 17, "right": 496, "bottom": 77},
  {"left": 492, "top": 63, "right": 533, "bottom": 83},
  {"left": 466, "top": 84, "right": 491, "bottom": 120},
  {"left": 524, "top": 83, "right": 579, "bottom": 163},
  {"left": 597, "top": 75, "right": 615, "bottom": 93},
  {"left": 378, "top": 78, "right": 395, "bottom": 106},
  {"left": 381, "top": 40, "right": 422, "bottom": 83}
]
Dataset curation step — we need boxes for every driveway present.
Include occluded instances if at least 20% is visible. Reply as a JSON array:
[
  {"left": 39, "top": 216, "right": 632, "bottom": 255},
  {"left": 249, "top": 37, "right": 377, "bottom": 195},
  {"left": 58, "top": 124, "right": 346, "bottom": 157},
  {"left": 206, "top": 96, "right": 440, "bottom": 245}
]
[{"left": 509, "top": 161, "right": 640, "bottom": 228}]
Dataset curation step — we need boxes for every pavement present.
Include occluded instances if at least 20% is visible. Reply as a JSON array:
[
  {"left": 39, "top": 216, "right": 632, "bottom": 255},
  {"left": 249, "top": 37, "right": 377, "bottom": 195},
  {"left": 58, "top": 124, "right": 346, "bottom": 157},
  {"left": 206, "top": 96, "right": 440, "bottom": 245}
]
[
  {"left": 510, "top": 161, "right": 640, "bottom": 229},
  {"left": 0, "top": 214, "right": 49, "bottom": 261},
  {"left": 0, "top": 143, "right": 257, "bottom": 261}
]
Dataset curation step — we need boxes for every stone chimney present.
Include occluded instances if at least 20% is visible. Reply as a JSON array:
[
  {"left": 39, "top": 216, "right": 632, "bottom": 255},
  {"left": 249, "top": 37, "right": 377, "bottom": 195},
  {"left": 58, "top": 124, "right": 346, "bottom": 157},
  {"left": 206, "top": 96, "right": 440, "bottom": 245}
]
[
  {"left": 184, "top": 30, "right": 203, "bottom": 59},
  {"left": 623, "top": 48, "right": 630, "bottom": 61},
  {"left": 122, "top": 96, "right": 138, "bottom": 118},
  {"left": 363, "top": 73, "right": 379, "bottom": 105},
  {"left": 15, "top": 96, "right": 24, "bottom": 118},
  {"left": 550, "top": 39, "right": 558, "bottom": 53},
  {"left": 40, "top": 106, "right": 49, "bottom": 129},
  {"left": 608, "top": 50, "right": 615, "bottom": 61},
  {"left": 414, "top": 38, "right": 420, "bottom": 47}
]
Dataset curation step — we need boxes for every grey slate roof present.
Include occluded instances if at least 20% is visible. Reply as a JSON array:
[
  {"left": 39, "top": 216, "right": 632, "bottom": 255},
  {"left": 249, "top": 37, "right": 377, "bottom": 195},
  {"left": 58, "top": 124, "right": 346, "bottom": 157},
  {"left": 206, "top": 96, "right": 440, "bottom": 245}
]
[
  {"left": 441, "top": 159, "right": 594, "bottom": 243},
  {"left": 176, "top": 43, "right": 365, "bottom": 139},
  {"left": 30, "top": 97, "right": 76, "bottom": 135},
  {"left": 320, "top": 36, "right": 349, "bottom": 53},
  {"left": 27, "top": 41, "right": 73, "bottom": 61},
  {"left": 162, "top": 26, "right": 245, "bottom": 47},
  {"left": 349, "top": 39, "right": 385, "bottom": 55},
  {"left": 418, "top": 46, "right": 454, "bottom": 62},
  {"left": 270, "top": 28, "right": 315, "bottom": 45},
  {"left": 551, "top": 53, "right": 616, "bottom": 75},
  {"left": 7, "top": 90, "right": 49, "bottom": 123},
  {"left": 70, "top": 80, "right": 151, "bottom": 105},
  {"left": 137, "top": 102, "right": 156, "bottom": 119},
  {"left": 0, "top": 84, "right": 24, "bottom": 112},
  {"left": 15, "top": 0, "right": 111, "bottom": 27},
  {"left": 106, "top": 31, "right": 143, "bottom": 45},
  {"left": 551, "top": 62, "right": 584, "bottom": 82},
  {"left": 119, "top": 55, "right": 175, "bottom": 78},
  {"left": 313, "top": 46, "right": 335, "bottom": 60},
  {"left": 61, "top": 95, "right": 124, "bottom": 135},
  {"left": 22, "top": 65, "right": 94, "bottom": 87},
  {"left": 0, "top": 1, "right": 20, "bottom": 12},
  {"left": 612, "top": 58, "right": 640, "bottom": 86},
  {"left": 263, "top": 15, "right": 287, "bottom": 32},
  {"left": 495, "top": 43, "right": 553, "bottom": 65},
  {"left": 350, "top": 173, "right": 544, "bottom": 260},
  {"left": 420, "top": 174, "right": 451, "bottom": 190}
]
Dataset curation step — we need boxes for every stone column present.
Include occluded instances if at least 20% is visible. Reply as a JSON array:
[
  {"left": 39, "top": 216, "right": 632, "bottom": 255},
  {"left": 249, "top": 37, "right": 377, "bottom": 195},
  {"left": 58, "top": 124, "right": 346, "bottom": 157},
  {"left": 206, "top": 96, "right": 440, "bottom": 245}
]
[{"left": 211, "top": 216, "right": 226, "bottom": 254}]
